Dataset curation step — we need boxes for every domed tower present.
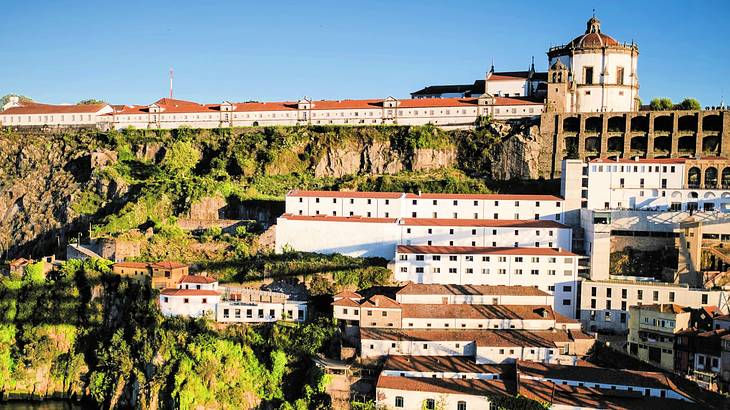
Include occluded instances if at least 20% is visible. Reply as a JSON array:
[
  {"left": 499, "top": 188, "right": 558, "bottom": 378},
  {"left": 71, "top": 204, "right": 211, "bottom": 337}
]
[{"left": 546, "top": 16, "right": 639, "bottom": 113}]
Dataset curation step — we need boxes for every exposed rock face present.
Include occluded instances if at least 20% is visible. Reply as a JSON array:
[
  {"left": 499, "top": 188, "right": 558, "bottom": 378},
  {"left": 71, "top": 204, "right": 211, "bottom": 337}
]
[
  {"left": 0, "top": 133, "right": 93, "bottom": 258},
  {"left": 489, "top": 120, "right": 543, "bottom": 180},
  {"left": 314, "top": 140, "right": 458, "bottom": 177}
]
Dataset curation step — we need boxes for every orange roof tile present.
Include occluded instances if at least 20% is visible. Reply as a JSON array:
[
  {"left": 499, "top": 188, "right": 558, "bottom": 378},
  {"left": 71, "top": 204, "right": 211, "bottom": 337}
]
[
  {"left": 179, "top": 275, "right": 217, "bottom": 284},
  {"left": 360, "top": 295, "right": 400, "bottom": 309},
  {"left": 377, "top": 374, "right": 514, "bottom": 397},
  {"left": 278, "top": 214, "right": 397, "bottom": 224},
  {"left": 288, "top": 190, "right": 403, "bottom": 199},
  {"left": 400, "top": 304, "right": 557, "bottom": 321},
  {"left": 160, "top": 288, "right": 220, "bottom": 297},
  {"left": 396, "top": 245, "right": 575, "bottom": 256},
  {"left": 151, "top": 261, "right": 188, "bottom": 269},
  {"left": 401, "top": 218, "right": 567, "bottom": 228},
  {"left": 404, "top": 192, "right": 562, "bottom": 201},
  {"left": 113, "top": 262, "right": 150, "bottom": 269},
  {"left": 396, "top": 283, "right": 551, "bottom": 297},
  {"left": 1, "top": 102, "right": 109, "bottom": 115}
]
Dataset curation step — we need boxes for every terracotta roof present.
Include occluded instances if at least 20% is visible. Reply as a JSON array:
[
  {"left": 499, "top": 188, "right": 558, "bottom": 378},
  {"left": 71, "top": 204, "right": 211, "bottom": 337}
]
[
  {"left": 150, "top": 261, "right": 188, "bottom": 269},
  {"left": 278, "top": 214, "right": 397, "bottom": 224},
  {"left": 404, "top": 192, "right": 562, "bottom": 201},
  {"left": 160, "top": 288, "right": 220, "bottom": 297},
  {"left": 569, "top": 329, "right": 595, "bottom": 339},
  {"left": 179, "top": 275, "right": 217, "bottom": 284},
  {"left": 361, "top": 328, "right": 574, "bottom": 347},
  {"left": 554, "top": 312, "right": 580, "bottom": 324},
  {"left": 376, "top": 374, "right": 515, "bottom": 398},
  {"left": 400, "top": 304, "right": 557, "bottom": 321},
  {"left": 113, "top": 262, "right": 150, "bottom": 269},
  {"left": 1, "top": 102, "right": 109, "bottom": 115},
  {"left": 396, "top": 245, "right": 576, "bottom": 256},
  {"left": 487, "top": 71, "right": 533, "bottom": 81},
  {"left": 382, "top": 355, "right": 510, "bottom": 375},
  {"left": 518, "top": 379, "right": 692, "bottom": 410},
  {"left": 287, "top": 190, "right": 403, "bottom": 199},
  {"left": 360, "top": 295, "right": 400, "bottom": 309},
  {"left": 331, "top": 298, "right": 360, "bottom": 307},
  {"left": 401, "top": 218, "right": 568, "bottom": 228},
  {"left": 516, "top": 360, "right": 683, "bottom": 391},
  {"left": 233, "top": 101, "right": 298, "bottom": 112},
  {"left": 333, "top": 290, "right": 362, "bottom": 299},
  {"left": 396, "top": 283, "right": 551, "bottom": 297}
]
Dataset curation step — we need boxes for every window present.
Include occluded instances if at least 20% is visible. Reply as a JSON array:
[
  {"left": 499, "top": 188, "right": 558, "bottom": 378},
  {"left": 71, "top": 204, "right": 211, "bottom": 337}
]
[
  {"left": 621, "top": 289, "right": 627, "bottom": 299},
  {"left": 653, "top": 291, "right": 659, "bottom": 302},
  {"left": 584, "top": 66, "right": 594, "bottom": 84},
  {"left": 514, "top": 269, "right": 523, "bottom": 275},
  {"left": 702, "top": 294, "right": 709, "bottom": 304},
  {"left": 424, "top": 399, "right": 435, "bottom": 410},
  {"left": 183, "top": 298, "right": 189, "bottom": 304},
  {"left": 449, "top": 256, "right": 457, "bottom": 261},
  {"left": 637, "top": 290, "right": 643, "bottom": 300},
  {"left": 531, "top": 269, "right": 539, "bottom": 275},
  {"left": 457, "top": 401, "right": 467, "bottom": 410},
  {"left": 416, "top": 255, "right": 425, "bottom": 261},
  {"left": 433, "top": 255, "right": 441, "bottom": 261},
  {"left": 395, "top": 396, "right": 404, "bottom": 408},
  {"left": 616, "top": 66, "right": 625, "bottom": 85},
  {"left": 415, "top": 267, "right": 424, "bottom": 273},
  {"left": 400, "top": 267, "right": 407, "bottom": 272}
]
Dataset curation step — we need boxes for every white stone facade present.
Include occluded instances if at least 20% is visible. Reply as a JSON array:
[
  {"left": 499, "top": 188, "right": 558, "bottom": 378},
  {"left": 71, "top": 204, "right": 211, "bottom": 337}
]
[{"left": 393, "top": 246, "right": 579, "bottom": 318}]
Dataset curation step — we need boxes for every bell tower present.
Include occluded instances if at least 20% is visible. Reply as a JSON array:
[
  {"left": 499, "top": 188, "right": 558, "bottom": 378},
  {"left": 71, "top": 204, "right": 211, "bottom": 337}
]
[{"left": 546, "top": 60, "right": 570, "bottom": 112}]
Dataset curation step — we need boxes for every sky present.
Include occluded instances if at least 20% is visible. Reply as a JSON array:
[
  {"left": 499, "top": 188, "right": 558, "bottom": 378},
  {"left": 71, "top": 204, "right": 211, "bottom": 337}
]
[{"left": 2, "top": 0, "right": 729, "bottom": 107}]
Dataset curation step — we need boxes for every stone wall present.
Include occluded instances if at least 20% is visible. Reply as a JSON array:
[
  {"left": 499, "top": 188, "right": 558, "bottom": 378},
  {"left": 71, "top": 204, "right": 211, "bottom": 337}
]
[{"left": 540, "top": 109, "right": 730, "bottom": 178}]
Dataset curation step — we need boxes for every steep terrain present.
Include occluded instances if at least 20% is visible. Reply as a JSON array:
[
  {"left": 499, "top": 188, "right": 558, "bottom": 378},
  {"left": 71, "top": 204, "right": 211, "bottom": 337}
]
[{"left": 0, "top": 121, "right": 549, "bottom": 258}]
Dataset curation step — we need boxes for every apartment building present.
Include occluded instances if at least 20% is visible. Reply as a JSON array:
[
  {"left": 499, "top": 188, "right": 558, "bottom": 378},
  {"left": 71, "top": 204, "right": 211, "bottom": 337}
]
[
  {"left": 275, "top": 214, "right": 572, "bottom": 259},
  {"left": 0, "top": 95, "right": 544, "bottom": 130},
  {"left": 675, "top": 328, "right": 730, "bottom": 391},
  {"left": 215, "top": 286, "right": 307, "bottom": 323},
  {"left": 285, "top": 190, "right": 564, "bottom": 222},
  {"left": 580, "top": 279, "right": 727, "bottom": 333},
  {"left": 333, "top": 284, "right": 592, "bottom": 364},
  {"left": 393, "top": 245, "right": 579, "bottom": 318}
]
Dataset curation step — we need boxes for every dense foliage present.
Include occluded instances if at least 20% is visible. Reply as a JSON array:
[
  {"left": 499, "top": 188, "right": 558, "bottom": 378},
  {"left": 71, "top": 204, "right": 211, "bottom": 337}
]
[{"left": 0, "top": 259, "right": 337, "bottom": 409}]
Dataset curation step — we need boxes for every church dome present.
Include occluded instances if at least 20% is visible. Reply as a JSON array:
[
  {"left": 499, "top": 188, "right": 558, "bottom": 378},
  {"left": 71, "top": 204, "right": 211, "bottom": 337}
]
[{"left": 569, "top": 16, "right": 619, "bottom": 48}]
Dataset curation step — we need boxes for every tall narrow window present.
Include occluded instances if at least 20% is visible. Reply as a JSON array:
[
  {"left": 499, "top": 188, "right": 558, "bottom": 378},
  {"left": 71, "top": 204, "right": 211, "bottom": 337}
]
[
  {"left": 616, "top": 67, "right": 625, "bottom": 85},
  {"left": 584, "top": 67, "right": 594, "bottom": 85}
]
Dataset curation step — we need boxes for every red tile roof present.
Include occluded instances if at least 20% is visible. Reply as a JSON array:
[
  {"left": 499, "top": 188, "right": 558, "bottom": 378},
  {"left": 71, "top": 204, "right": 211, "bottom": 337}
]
[
  {"left": 333, "top": 290, "right": 362, "bottom": 299},
  {"left": 160, "top": 288, "right": 220, "bottom": 297},
  {"left": 377, "top": 374, "right": 515, "bottom": 398},
  {"left": 113, "top": 262, "right": 150, "bottom": 269},
  {"left": 396, "top": 245, "right": 576, "bottom": 256},
  {"left": 179, "top": 275, "right": 217, "bottom": 284},
  {"left": 331, "top": 298, "right": 360, "bottom": 307},
  {"left": 360, "top": 295, "right": 401, "bottom": 309},
  {"left": 516, "top": 360, "right": 686, "bottom": 392},
  {"left": 400, "top": 304, "right": 557, "bottom": 321},
  {"left": 382, "top": 355, "right": 510, "bottom": 375},
  {"left": 404, "top": 192, "right": 562, "bottom": 201},
  {"left": 151, "top": 261, "right": 188, "bottom": 269},
  {"left": 287, "top": 190, "right": 403, "bottom": 199},
  {"left": 278, "top": 214, "right": 397, "bottom": 224},
  {"left": 361, "top": 328, "right": 574, "bottom": 347},
  {"left": 401, "top": 218, "right": 568, "bottom": 228},
  {"left": 1, "top": 102, "right": 109, "bottom": 115},
  {"left": 396, "top": 283, "right": 551, "bottom": 297},
  {"left": 632, "top": 304, "right": 689, "bottom": 314}
]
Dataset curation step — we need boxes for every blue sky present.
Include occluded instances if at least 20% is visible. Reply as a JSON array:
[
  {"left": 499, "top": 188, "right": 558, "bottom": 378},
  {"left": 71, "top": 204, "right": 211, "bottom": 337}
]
[{"left": 2, "top": 0, "right": 729, "bottom": 106}]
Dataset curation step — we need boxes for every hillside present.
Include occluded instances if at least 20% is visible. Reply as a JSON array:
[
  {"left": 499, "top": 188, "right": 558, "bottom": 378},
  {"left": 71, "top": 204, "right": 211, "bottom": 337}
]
[{"left": 0, "top": 122, "right": 554, "bottom": 261}]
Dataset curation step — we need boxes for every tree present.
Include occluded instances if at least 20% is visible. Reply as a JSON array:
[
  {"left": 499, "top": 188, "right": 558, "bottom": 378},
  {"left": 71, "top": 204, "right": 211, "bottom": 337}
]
[
  {"left": 161, "top": 140, "right": 201, "bottom": 178},
  {"left": 77, "top": 99, "right": 107, "bottom": 105},
  {"left": 23, "top": 261, "right": 46, "bottom": 284},
  {"left": 678, "top": 98, "right": 701, "bottom": 111},
  {"left": 649, "top": 98, "right": 674, "bottom": 111}
]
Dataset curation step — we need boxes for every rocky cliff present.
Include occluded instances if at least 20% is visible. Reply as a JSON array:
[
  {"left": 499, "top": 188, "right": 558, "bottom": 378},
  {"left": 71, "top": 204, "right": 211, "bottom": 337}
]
[{"left": 0, "top": 121, "right": 549, "bottom": 258}]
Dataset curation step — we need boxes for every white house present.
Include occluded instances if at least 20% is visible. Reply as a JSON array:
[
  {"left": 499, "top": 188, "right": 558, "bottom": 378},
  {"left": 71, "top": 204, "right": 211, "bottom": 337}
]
[{"left": 159, "top": 275, "right": 221, "bottom": 318}]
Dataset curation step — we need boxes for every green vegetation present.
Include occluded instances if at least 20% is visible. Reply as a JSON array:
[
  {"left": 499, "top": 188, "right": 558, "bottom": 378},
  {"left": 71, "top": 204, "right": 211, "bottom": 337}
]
[
  {"left": 649, "top": 97, "right": 702, "bottom": 111},
  {"left": 0, "top": 94, "right": 33, "bottom": 107},
  {"left": 0, "top": 258, "right": 337, "bottom": 408},
  {"left": 649, "top": 97, "right": 674, "bottom": 111},
  {"left": 77, "top": 99, "right": 107, "bottom": 105}
]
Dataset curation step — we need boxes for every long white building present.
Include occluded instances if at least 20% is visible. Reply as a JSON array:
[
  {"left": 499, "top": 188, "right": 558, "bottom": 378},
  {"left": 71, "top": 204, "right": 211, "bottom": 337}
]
[
  {"left": 1, "top": 95, "right": 544, "bottom": 130},
  {"left": 394, "top": 245, "right": 579, "bottom": 318}
]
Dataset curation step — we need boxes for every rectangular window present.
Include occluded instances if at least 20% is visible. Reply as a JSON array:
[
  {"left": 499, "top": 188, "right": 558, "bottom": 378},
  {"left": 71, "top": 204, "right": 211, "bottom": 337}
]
[
  {"left": 584, "top": 66, "right": 594, "bottom": 84},
  {"left": 617, "top": 67, "right": 625, "bottom": 85}
]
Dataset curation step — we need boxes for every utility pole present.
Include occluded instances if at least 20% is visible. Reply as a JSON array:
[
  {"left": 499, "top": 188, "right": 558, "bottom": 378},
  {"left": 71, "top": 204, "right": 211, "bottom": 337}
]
[{"left": 169, "top": 68, "right": 174, "bottom": 99}]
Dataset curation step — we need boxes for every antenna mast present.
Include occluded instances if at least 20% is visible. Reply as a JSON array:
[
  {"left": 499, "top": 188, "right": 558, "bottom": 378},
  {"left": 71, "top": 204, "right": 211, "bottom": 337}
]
[{"left": 169, "top": 68, "right": 174, "bottom": 99}]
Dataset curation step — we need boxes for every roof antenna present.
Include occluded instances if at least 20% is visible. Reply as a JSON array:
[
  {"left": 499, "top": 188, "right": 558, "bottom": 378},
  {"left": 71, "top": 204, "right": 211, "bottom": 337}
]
[{"left": 169, "top": 67, "right": 174, "bottom": 99}]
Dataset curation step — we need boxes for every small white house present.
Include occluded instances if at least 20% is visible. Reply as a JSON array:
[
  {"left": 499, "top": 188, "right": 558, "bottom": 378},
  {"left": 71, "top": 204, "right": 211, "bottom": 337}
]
[{"left": 159, "top": 275, "right": 221, "bottom": 318}]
